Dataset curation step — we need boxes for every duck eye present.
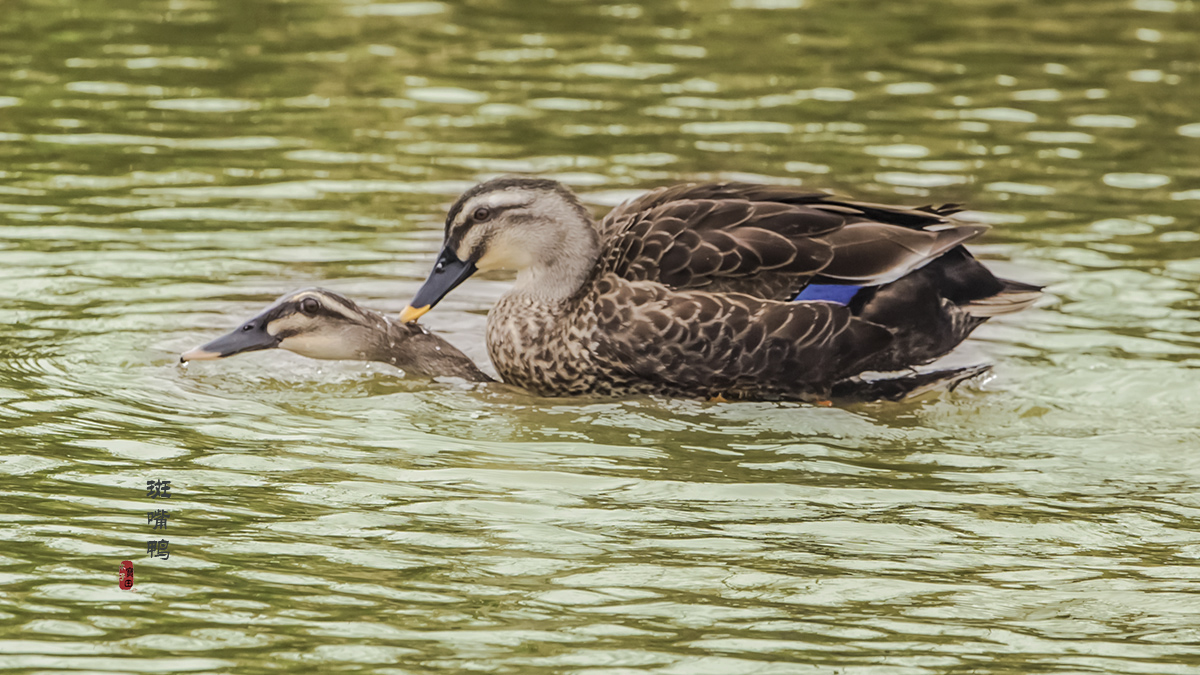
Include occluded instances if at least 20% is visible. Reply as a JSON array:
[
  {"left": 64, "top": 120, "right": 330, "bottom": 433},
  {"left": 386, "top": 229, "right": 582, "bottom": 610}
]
[
  {"left": 299, "top": 298, "right": 319, "bottom": 315},
  {"left": 472, "top": 207, "right": 492, "bottom": 222},
  {"left": 242, "top": 323, "right": 254, "bottom": 331}
]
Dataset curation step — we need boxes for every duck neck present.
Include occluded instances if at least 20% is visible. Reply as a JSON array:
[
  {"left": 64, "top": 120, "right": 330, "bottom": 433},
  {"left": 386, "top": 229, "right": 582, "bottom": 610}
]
[
  {"left": 377, "top": 320, "right": 492, "bottom": 382},
  {"left": 509, "top": 213, "right": 601, "bottom": 306}
]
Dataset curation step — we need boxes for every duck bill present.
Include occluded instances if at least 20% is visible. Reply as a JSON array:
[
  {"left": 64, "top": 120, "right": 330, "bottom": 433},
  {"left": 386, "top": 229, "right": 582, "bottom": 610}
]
[
  {"left": 400, "top": 247, "right": 477, "bottom": 323},
  {"left": 180, "top": 323, "right": 279, "bottom": 362}
]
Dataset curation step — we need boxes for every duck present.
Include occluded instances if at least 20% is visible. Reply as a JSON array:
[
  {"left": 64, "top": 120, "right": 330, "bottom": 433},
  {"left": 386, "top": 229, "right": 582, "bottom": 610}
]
[
  {"left": 180, "top": 288, "right": 492, "bottom": 382},
  {"left": 398, "top": 177, "right": 1041, "bottom": 402}
]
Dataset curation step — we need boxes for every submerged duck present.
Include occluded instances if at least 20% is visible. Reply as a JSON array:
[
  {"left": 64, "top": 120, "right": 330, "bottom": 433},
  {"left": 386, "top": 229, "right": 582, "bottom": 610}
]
[
  {"left": 181, "top": 288, "right": 492, "bottom": 382},
  {"left": 399, "top": 177, "right": 1041, "bottom": 401}
]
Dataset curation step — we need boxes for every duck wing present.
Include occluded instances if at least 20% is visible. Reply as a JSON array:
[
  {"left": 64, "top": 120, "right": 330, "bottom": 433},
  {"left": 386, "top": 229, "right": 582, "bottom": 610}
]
[{"left": 598, "top": 183, "right": 988, "bottom": 301}]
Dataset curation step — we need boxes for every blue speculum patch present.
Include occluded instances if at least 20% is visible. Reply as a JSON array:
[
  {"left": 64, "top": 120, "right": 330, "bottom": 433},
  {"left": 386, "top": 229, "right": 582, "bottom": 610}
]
[{"left": 793, "top": 284, "right": 863, "bottom": 305}]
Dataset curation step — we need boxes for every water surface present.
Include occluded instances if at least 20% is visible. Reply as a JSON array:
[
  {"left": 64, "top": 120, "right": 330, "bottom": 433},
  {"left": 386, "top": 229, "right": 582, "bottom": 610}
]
[{"left": 3, "top": 0, "right": 1200, "bottom": 672}]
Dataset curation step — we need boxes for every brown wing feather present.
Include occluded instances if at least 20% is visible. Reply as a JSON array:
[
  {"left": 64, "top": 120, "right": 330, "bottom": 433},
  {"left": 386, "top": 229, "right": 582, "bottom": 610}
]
[
  {"left": 597, "top": 182, "right": 988, "bottom": 301},
  {"left": 591, "top": 275, "right": 893, "bottom": 400},
  {"left": 816, "top": 222, "right": 988, "bottom": 283},
  {"left": 601, "top": 198, "right": 840, "bottom": 299}
]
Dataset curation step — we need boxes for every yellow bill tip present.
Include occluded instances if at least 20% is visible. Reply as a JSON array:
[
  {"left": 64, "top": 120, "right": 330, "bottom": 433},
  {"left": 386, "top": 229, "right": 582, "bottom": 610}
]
[
  {"left": 399, "top": 304, "right": 430, "bottom": 324},
  {"left": 180, "top": 347, "right": 220, "bottom": 362}
]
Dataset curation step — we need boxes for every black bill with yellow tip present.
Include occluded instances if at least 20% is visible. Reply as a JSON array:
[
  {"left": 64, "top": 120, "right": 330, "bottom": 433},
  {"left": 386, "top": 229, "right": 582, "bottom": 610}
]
[
  {"left": 180, "top": 317, "right": 279, "bottom": 362},
  {"left": 400, "top": 247, "right": 477, "bottom": 323}
]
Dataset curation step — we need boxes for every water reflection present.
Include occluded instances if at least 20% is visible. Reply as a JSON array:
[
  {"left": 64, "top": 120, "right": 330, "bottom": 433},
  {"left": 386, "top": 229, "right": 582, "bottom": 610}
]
[{"left": 2, "top": 0, "right": 1200, "bottom": 672}]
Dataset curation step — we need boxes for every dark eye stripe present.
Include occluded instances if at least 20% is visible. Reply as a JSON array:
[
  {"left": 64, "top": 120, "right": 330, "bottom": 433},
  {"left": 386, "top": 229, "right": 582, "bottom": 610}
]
[
  {"left": 315, "top": 303, "right": 353, "bottom": 321},
  {"left": 287, "top": 297, "right": 359, "bottom": 323},
  {"left": 469, "top": 230, "right": 497, "bottom": 262},
  {"left": 443, "top": 177, "right": 562, "bottom": 231},
  {"left": 446, "top": 202, "right": 526, "bottom": 254}
]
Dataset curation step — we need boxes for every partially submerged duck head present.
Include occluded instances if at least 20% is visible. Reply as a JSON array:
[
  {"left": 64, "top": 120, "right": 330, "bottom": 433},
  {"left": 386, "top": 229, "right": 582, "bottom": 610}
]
[{"left": 181, "top": 288, "right": 491, "bottom": 382}]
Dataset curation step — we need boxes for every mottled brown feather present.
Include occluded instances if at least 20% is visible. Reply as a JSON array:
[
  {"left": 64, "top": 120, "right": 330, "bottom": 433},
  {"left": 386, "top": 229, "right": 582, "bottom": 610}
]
[{"left": 596, "top": 182, "right": 986, "bottom": 301}]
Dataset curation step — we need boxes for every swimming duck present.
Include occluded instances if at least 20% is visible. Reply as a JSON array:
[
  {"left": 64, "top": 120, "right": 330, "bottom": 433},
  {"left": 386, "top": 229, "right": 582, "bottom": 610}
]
[
  {"left": 181, "top": 288, "right": 492, "bottom": 382},
  {"left": 398, "top": 177, "right": 1041, "bottom": 402}
]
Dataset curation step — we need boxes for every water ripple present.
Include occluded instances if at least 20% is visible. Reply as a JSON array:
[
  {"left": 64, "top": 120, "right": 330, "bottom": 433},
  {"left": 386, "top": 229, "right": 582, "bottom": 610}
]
[{"left": 2, "top": 0, "right": 1200, "bottom": 673}]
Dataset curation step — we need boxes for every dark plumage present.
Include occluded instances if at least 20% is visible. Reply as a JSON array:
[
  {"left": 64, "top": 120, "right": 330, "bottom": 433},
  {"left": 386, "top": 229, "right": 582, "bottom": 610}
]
[{"left": 401, "top": 178, "right": 1041, "bottom": 402}]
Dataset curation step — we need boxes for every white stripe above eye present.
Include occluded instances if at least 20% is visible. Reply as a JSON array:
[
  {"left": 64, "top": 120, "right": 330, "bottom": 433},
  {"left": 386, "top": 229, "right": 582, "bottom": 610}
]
[
  {"left": 281, "top": 291, "right": 366, "bottom": 324},
  {"left": 481, "top": 190, "right": 536, "bottom": 210}
]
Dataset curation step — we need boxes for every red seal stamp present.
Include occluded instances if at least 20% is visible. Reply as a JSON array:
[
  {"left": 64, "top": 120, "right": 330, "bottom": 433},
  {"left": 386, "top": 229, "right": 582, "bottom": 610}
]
[{"left": 118, "top": 560, "right": 134, "bottom": 590}]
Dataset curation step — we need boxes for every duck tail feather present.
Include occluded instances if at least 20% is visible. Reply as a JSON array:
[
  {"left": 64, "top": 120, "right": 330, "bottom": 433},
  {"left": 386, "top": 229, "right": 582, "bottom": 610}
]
[
  {"left": 931, "top": 224, "right": 989, "bottom": 255},
  {"left": 924, "top": 203, "right": 966, "bottom": 216},
  {"left": 964, "top": 278, "right": 1043, "bottom": 317},
  {"left": 831, "top": 364, "right": 993, "bottom": 402}
]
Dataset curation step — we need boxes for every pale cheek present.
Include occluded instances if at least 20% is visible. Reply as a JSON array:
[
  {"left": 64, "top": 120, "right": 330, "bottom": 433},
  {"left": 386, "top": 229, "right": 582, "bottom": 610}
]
[
  {"left": 278, "top": 334, "right": 356, "bottom": 361},
  {"left": 266, "top": 314, "right": 306, "bottom": 337},
  {"left": 476, "top": 241, "right": 534, "bottom": 271}
]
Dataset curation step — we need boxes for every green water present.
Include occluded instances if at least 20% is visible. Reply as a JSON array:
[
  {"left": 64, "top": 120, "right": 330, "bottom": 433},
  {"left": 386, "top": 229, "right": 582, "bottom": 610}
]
[{"left": 3, "top": 0, "right": 1200, "bottom": 672}]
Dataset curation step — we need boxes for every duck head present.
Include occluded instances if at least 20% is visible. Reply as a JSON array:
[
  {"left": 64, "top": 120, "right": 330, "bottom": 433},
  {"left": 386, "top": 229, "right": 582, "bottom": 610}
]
[
  {"left": 181, "top": 288, "right": 492, "bottom": 382},
  {"left": 400, "top": 176, "right": 600, "bottom": 323},
  {"left": 181, "top": 288, "right": 395, "bottom": 363}
]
